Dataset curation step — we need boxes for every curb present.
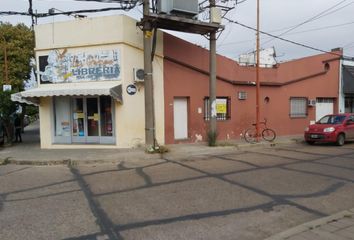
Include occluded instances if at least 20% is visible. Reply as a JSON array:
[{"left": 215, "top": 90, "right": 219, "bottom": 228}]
[
  {"left": 264, "top": 208, "right": 354, "bottom": 240},
  {"left": 0, "top": 153, "right": 163, "bottom": 166},
  {"left": 232, "top": 138, "right": 303, "bottom": 150},
  {"left": 0, "top": 138, "right": 303, "bottom": 166}
]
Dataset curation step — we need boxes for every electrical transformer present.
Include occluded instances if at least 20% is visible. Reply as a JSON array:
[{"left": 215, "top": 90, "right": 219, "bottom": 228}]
[{"left": 157, "top": 0, "right": 199, "bottom": 18}]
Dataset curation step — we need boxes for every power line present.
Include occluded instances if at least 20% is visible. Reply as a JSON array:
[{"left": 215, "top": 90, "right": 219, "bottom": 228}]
[
  {"left": 224, "top": 17, "right": 352, "bottom": 58},
  {"left": 262, "top": 0, "right": 354, "bottom": 47},
  {"left": 218, "top": 20, "right": 354, "bottom": 48},
  {"left": 0, "top": 5, "right": 138, "bottom": 18}
]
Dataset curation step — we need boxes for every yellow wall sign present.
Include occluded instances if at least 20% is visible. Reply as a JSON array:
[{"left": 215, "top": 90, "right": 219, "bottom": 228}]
[
  {"left": 216, "top": 103, "right": 227, "bottom": 114},
  {"left": 77, "top": 112, "right": 84, "bottom": 119}
]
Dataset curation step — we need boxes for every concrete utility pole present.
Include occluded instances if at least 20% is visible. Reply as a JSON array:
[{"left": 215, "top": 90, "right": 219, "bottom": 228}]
[
  {"left": 209, "top": 0, "right": 217, "bottom": 143},
  {"left": 256, "top": 0, "right": 261, "bottom": 142},
  {"left": 143, "top": 0, "right": 156, "bottom": 149},
  {"left": 138, "top": 0, "right": 222, "bottom": 148}
]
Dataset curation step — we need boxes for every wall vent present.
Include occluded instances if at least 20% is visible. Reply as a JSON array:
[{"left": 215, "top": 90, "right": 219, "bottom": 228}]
[{"left": 238, "top": 91, "right": 247, "bottom": 100}]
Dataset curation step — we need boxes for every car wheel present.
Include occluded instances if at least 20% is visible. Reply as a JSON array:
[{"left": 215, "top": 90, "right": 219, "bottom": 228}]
[
  {"left": 306, "top": 140, "right": 315, "bottom": 145},
  {"left": 336, "top": 134, "right": 345, "bottom": 146}
]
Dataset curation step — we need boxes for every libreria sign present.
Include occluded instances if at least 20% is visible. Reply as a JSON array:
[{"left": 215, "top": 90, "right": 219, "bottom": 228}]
[{"left": 40, "top": 49, "right": 121, "bottom": 83}]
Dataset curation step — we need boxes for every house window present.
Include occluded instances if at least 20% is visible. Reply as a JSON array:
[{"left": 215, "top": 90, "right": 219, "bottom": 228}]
[
  {"left": 204, "top": 97, "right": 231, "bottom": 120},
  {"left": 290, "top": 97, "right": 307, "bottom": 118}
]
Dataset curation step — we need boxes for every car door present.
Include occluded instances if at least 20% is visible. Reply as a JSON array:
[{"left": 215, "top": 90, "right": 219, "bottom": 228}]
[{"left": 345, "top": 115, "right": 354, "bottom": 139}]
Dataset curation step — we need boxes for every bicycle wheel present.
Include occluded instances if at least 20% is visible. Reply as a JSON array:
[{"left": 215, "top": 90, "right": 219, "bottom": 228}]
[
  {"left": 244, "top": 128, "right": 257, "bottom": 143},
  {"left": 262, "top": 128, "right": 276, "bottom": 142}
]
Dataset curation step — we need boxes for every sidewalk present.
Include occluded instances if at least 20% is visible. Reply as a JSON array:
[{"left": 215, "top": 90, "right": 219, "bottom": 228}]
[
  {"left": 0, "top": 121, "right": 303, "bottom": 165},
  {"left": 265, "top": 208, "right": 354, "bottom": 240}
]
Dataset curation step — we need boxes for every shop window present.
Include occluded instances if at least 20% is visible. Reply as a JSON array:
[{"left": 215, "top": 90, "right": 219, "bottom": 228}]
[
  {"left": 52, "top": 96, "right": 115, "bottom": 144},
  {"left": 53, "top": 97, "right": 71, "bottom": 143},
  {"left": 100, "top": 96, "right": 113, "bottom": 136},
  {"left": 290, "top": 97, "right": 307, "bottom": 118},
  {"left": 204, "top": 97, "right": 231, "bottom": 121}
]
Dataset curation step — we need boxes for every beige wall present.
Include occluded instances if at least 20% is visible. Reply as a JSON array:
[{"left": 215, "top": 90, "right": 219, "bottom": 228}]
[
  {"left": 35, "top": 15, "right": 164, "bottom": 149},
  {"left": 35, "top": 15, "right": 163, "bottom": 55}
]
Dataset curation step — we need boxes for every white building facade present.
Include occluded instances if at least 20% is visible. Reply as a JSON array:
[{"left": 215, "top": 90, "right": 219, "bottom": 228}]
[{"left": 14, "top": 15, "right": 165, "bottom": 149}]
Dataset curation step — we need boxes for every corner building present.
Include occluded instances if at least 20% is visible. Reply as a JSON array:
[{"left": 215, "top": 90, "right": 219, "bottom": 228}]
[
  {"left": 14, "top": 14, "right": 351, "bottom": 148},
  {"left": 15, "top": 15, "right": 165, "bottom": 149}
]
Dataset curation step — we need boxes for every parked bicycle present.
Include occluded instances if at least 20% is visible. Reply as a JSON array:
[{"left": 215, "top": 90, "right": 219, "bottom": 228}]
[{"left": 243, "top": 119, "right": 276, "bottom": 143}]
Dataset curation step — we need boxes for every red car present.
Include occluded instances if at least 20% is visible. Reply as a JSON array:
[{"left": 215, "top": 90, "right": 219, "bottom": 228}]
[{"left": 304, "top": 113, "right": 354, "bottom": 146}]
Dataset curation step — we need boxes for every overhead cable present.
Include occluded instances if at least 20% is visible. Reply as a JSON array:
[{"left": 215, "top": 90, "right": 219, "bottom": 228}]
[
  {"left": 0, "top": 5, "right": 137, "bottom": 18},
  {"left": 262, "top": 0, "right": 354, "bottom": 47},
  {"left": 218, "top": 20, "right": 354, "bottom": 48},
  {"left": 224, "top": 17, "right": 352, "bottom": 58}
]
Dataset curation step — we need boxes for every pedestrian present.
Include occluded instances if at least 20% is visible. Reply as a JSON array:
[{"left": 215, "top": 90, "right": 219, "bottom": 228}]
[{"left": 14, "top": 114, "right": 22, "bottom": 143}]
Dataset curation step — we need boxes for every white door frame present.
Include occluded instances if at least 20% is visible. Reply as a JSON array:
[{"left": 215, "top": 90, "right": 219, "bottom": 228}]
[
  {"left": 173, "top": 98, "right": 188, "bottom": 140},
  {"left": 316, "top": 98, "right": 334, "bottom": 121}
]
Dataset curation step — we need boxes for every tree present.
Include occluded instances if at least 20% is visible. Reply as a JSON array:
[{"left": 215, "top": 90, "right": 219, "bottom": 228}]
[
  {"left": 0, "top": 91, "right": 17, "bottom": 143},
  {"left": 0, "top": 22, "right": 35, "bottom": 91},
  {"left": 0, "top": 22, "right": 35, "bottom": 144}
]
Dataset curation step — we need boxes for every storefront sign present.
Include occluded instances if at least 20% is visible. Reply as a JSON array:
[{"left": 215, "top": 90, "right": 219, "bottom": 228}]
[
  {"left": 126, "top": 84, "right": 137, "bottom": 95},
  {"left": 40, "top": 49, "right": 121, "bottom": 83}
]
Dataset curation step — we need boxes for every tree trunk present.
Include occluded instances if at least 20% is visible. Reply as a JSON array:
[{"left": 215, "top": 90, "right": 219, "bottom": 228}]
[{"left": 4, "top": 121, "right": 13, "bottom": 145}]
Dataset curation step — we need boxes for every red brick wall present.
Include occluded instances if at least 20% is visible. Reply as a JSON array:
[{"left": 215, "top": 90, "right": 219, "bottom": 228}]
[{"left": 163, "top": 33, "right": 341, "bottom": 144}]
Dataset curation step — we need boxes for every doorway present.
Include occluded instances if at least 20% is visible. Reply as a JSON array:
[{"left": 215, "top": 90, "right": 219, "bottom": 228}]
[
  {"left": 71, "top": 96, "right": 114, "bottom": 144},
  {"left": 173, "top": 98, "right": 188, "bottom": 140},
  {"left": 72, "top": 97, "right": 100, "bottom": 143},
  {"left": 316, "top": 98, "right": 334, "bottom": 121}
]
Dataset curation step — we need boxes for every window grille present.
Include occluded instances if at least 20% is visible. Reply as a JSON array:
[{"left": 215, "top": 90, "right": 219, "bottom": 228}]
[
  {"left": 290, "top": 97, "right": 307, "bottom": 118},
  {"left": 204, "top": 97, "right": 231, "bottom": 121}
]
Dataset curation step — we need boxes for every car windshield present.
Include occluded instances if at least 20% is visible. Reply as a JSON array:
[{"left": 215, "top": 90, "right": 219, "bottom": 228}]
[{"left": 317, "top": 115, "right": 346, "bottom": 124}]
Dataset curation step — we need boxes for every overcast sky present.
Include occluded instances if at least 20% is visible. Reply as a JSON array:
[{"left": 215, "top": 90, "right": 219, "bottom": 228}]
[{"left": 1, "top": 0, "right": 354, "bottom": 62}]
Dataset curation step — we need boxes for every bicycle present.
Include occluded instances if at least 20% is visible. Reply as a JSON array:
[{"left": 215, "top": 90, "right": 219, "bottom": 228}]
[{"left": 243, "top": 119, "right": 276, "bottom": 143}]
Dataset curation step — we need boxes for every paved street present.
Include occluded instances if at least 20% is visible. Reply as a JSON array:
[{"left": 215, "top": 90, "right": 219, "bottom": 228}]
[{"left": 1, "top": 142, "right": 354, "bottom": 240}]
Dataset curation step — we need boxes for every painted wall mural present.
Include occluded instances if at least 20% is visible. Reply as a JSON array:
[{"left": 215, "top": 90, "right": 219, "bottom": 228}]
[{"left": 40, "top": 48, "right": 120, "bottom": 83}]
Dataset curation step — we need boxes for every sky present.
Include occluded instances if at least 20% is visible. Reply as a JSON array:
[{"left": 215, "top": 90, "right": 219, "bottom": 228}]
[{"left": 1, "top": 0, "right": 354, "bottom": 62}]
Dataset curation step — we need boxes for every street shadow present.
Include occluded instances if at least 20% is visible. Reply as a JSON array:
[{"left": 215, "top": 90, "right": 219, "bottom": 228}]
[{"left": 2, "top": 144, "right": 354, "bottom": 240}]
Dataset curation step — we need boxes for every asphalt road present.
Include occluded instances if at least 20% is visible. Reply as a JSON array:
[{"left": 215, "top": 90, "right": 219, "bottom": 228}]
[{"left": 1, "top": 142, "right": 354, "bottom": 240}]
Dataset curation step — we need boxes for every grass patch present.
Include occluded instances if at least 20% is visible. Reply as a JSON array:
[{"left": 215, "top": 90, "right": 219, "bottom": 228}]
[{"left": 0, "top": 158, "right": 11, "bottom": 165}]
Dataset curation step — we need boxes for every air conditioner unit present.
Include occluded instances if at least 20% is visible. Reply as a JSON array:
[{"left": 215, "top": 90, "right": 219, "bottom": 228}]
[
  {"left": 133, "top": 68, "right": 145, "bottom": 83},
  {"left": 308, "top": 99, "right": 316, "bottom": 106},
  {"left": 238, "top": 91, "right": 247, "bottom": 100},
  {"left": 157, "top": 0, "right": 199, "bottom": 18}
]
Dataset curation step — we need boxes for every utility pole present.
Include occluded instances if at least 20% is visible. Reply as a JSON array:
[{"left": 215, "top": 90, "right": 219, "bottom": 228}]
[
  {"left": 28, "top": 0, "right": 35, "bottom": 29},
  {"left": 143, "top": 0, "right": 156, "bottom": 150},
  {"left": 1, "top": 36, "right": 9, "bottom": 85},
  {"left": 256, "top": 0, "right": 261, "bottom": 142},
  {"left": 209, "top": 0, "right": 217, "bottom": 145}
]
